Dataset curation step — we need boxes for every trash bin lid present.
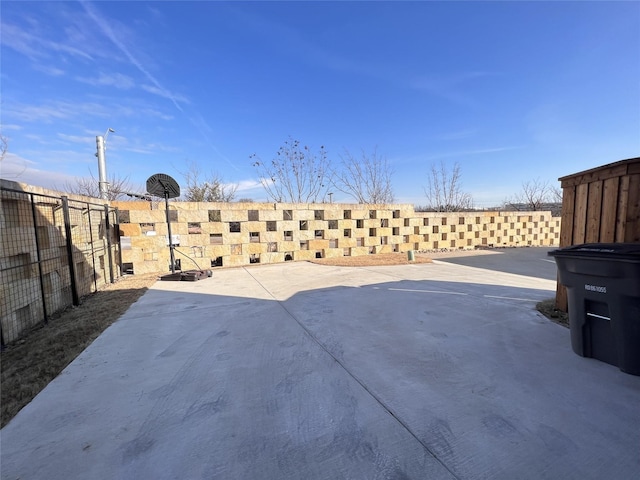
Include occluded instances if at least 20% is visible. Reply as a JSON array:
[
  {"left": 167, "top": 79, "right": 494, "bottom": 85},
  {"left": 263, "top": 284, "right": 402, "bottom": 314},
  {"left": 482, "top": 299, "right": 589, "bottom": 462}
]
[{"left": 549, "top": 242, "right": 640, "bottom": 261}]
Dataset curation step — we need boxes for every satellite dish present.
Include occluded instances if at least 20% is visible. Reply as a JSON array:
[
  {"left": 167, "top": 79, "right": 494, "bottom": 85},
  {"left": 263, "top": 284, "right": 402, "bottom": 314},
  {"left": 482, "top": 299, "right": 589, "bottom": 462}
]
[{"left": 146, "top": 173, "right": 180, "bottom": 199}]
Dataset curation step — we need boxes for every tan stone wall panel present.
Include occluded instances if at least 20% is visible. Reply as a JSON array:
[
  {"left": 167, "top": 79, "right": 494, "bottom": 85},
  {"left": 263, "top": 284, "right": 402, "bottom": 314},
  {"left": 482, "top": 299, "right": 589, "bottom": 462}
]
[{"left": 112, "top": 200, "right": 561, "bottom": 272}]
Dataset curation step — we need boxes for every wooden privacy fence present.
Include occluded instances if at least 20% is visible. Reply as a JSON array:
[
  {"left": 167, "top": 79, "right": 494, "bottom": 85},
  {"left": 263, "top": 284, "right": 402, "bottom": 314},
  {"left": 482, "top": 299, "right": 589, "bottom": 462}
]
[{"left": 556, "top": 157, "right": 640, "bottom": 311}]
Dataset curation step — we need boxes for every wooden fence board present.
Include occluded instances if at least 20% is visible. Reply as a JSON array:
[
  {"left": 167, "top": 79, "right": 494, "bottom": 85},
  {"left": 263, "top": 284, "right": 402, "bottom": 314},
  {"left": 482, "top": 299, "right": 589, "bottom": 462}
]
[
  {"left": 599, "top": 177, "right": 619, "bottom": 243},
  {"left": 560, "top": 186, "right": 576, "bottom": 247},
  {"left": 572, "top": 183, "right": 588, "bottom": 245},
  {"left": 624, "top": 174, "right": 640, "bottom": 242},
  {"left": 629, "top": 162, "right": 640, "bottom": 174},
  {"left": 615, "top": 175, "right": 630, "bottom": 243},
  {"left": 556, "top": 186, "right": 576, "bottom": 311},
  {"left": 585, "top": 180, "right": 603, "bottom": 243}
]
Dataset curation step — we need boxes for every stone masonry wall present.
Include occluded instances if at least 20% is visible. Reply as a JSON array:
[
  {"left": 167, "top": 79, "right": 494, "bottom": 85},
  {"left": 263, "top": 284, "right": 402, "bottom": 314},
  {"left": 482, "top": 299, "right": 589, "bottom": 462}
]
[{"left": 113, "top": 201, "right": 562, "bottom": 274}]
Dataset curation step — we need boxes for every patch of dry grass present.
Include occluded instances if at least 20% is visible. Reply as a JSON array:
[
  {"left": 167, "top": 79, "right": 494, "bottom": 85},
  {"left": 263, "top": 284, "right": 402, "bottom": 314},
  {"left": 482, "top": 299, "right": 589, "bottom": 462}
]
[
  {"left": 310, "top": 252, "right": 433, "bottom": 267},
  {"left": 0, "top": 273, "right": 159, "bottom": 428},
  {"left": 536, "top": 298, "right": 569, "bottom": 328}
]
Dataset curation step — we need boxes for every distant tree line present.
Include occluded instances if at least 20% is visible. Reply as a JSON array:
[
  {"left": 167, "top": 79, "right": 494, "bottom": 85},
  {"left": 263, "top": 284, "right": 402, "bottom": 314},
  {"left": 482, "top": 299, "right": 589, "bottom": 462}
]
[
  {"left": 60, "top": 134, "right": 561, "bottom": 212},
  {"left": 503, "top": 178, "right": 562, "bottom": 212},
  {"left": 62, "top": 172, "right": 139, "bottom": 201}
]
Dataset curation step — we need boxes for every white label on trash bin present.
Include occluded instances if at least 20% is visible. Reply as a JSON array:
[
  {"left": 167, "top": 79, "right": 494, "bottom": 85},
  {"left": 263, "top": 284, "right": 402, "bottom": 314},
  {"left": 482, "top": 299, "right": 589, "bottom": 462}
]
[{"left": 585, "top": 284, "right": 607, "bottom": 294}]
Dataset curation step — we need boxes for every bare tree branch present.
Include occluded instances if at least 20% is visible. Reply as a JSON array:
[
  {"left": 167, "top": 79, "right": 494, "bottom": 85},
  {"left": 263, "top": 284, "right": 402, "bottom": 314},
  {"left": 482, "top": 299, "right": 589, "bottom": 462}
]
[
  {"left": 251, "top": 137, "right": 332, "bottom": 203},
  {"left": 423, "top": 161, "right": 473, "bottom": 211},
  {"left": 179, "top": 161, "right": 237, "bottom": 202},
  {"left": 332, "top": 147, "right": 395, "bottom": 204},
  {"left": 63, "top": 172, "right": 136, "bottom": 201},
  {"left": 0, "top": 132, "right": 7, "bottom": 162},
  {"left": 504, "top": 178, "right": 554, "bottom": 211}
]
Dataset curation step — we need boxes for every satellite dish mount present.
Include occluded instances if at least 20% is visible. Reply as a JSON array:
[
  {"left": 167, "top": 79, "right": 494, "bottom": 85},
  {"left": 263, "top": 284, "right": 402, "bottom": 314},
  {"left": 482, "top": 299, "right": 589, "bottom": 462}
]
[{"left": 146, "top": 174, "right": 181, "bottom": 273}]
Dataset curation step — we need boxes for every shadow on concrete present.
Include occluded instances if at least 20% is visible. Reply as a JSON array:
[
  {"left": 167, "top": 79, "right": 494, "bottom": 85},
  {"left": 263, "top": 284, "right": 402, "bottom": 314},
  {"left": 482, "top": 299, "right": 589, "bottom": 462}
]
[{"left": 2, "top": 273, "right": 639, "bottom": 480}]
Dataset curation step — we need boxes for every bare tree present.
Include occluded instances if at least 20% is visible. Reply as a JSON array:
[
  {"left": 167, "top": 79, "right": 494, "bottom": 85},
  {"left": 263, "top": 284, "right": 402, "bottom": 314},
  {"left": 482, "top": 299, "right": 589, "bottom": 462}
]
[
  {"left": 332, "top": 148, "right": 395, "bottom": 204},
  {"left": 423, "top": 161, "right": 473, "bottom": 211},
  {"left": 0, "top": 132, "right": 7, "bottom": 162},
  {"left": 505, "top": 178, "right": 555, "bottom": 211},
  {"left": 251, "top": 137, "right": 331, "bottom": 203},
  {"left": 63, "top": 172, "right": 136, "bottom": 200},
  {"left": 0, "top": 134, "right": 31, "bottom": 181},
  {"left": 180, "top": 161, "right": 237, "bottom": 202}
]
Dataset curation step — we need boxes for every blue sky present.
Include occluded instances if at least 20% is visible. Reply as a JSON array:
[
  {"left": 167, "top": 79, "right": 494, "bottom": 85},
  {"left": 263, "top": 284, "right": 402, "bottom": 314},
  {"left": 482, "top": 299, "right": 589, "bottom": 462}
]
[{"left": 1, "top": 1, "right": 639, "bottom": 206}]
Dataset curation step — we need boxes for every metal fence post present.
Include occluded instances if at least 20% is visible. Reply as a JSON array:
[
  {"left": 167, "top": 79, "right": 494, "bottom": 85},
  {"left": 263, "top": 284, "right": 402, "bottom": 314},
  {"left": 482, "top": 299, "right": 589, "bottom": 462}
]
[
  {"left": 114, "top": 207, "right": 123, "bottom": 277},
  {"left": 104, "top": 204, "right": 114, "bottom": 284},
  {"left": 86, "top": 203, "right": 98, "bottom": 293},
  {"left": 62, "top": 196, "right": 80, "bottom": 306}
]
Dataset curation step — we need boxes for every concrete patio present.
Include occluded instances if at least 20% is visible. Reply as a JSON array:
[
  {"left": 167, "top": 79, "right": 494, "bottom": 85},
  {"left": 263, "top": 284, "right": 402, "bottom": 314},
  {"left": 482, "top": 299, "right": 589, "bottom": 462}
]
[{"left": 2, "top": 258, "right": 639, "bottom": 479}]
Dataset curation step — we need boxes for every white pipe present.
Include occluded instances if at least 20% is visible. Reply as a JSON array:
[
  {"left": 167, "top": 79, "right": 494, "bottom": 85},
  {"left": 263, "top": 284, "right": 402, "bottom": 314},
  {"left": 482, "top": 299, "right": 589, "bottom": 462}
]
[
  {"left": 96, "top": 135, "right": 107, "bottom": 200},
  {"left": 96, "top": 128, "right": 114, "bottom": 200}
]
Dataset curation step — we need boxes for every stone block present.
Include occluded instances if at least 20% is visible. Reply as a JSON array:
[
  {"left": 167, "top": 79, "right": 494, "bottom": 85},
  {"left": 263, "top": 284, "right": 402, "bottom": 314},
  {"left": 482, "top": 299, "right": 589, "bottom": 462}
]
[
  {"left": 246, "top": 243, "right": 263, "bottom": 255},
  {"left": 259, "top": 210, "right": 281, "bottom": 221},
  {"left": 308, "top": 239, "right": 328, "bottom": 250},
  {"left": 119, "top": 224, "right": 141, "bottom": 236}
]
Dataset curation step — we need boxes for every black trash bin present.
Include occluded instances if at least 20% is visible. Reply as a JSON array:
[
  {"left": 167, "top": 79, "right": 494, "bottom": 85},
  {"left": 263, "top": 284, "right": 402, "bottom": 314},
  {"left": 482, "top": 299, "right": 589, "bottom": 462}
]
[{"left": 548, "top": 243, "right": 640, "bottom": 375}]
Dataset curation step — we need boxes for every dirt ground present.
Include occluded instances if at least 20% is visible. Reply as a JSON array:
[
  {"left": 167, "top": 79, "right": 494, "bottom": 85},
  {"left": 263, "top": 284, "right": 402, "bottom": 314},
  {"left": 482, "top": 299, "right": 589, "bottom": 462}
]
[
  {"left": 535, "top": 299, "right": 570, "bottom": 328},
  {"left": 1, "top": 250, "right": 565, "bottom": 428},
  {"left": 310, "top": 252, "right": 433, "bottom": 266}
]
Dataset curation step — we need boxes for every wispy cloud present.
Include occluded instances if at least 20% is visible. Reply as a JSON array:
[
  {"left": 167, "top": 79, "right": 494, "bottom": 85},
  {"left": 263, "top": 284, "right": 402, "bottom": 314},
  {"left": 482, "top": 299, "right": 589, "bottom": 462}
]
[
  {"left": 5, "top": 99, "right": 173, "bottom": 124},
  {"left": 56, "top": 133, "right": 96, "bottom": 145},
  {"left": 0, "top": 124, "right": 23, "bottom": 132},
  {"left": 1, "top": 151, "right": 36, "bottom": 169},
  {"left": 80, "top": 1, "right": 187, "bottom": 112},
  {"left": 6, "top": 100, "right": 114, "bottom": 123},
  {"left": 438, "top": 129, "right": 478, "bottom": 141},
  {"left": 411, "top": 71, "right": 498, "bottom": 106},
  {"left": 33, "top": 65, "right": 66, "bottom": 77},
  {"left": 227, "top": 6, "right": 382, "bottom": 81},
  {"left": 424, "top": 145, "right": 524, "bottom": 161},
  {"left": 233, "top": 179, "right": 263, "bottom": 192},
  {"left": 0, "top": 22, "right": 42, "bottom": 59},
  {"left": 1, "top": 153, "right": 86, "bottom": 190},
  {"left": 0, "top": 21, "right": 93, "bottom": 61},
  {"left": 118, "top": 141, "right": 181, "bottom": 155},
  {"left": 77, "top": 72, "right": 135, "bottom": 89},
  {"left": 395, "top": 145, "right": 524, "bottom": 167},
  {"left": 7, "top": 103, "right": 87, "bottom": 123},
  {"left": 141, "top": 85, "right": 189, "bottom": 104},
  {"left": 189, "top": 113, "right": 239, "bottom": 171},
  {"left": 140, "top": 109, "right": 174, "bottom": 122},
  {"left": 75, "top": 1, "right": 235, "bottom": 173}
]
